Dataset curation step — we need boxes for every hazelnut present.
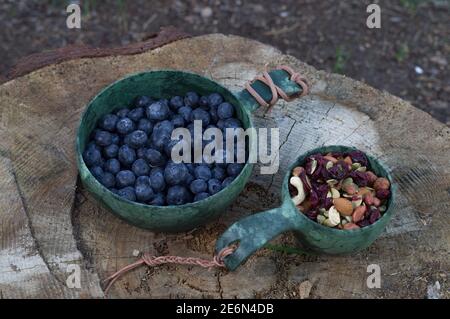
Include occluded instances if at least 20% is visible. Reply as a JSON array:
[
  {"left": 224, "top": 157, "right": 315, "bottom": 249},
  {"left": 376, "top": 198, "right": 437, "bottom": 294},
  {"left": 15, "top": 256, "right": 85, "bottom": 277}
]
[{"left": 373, "top": 177, "right": 390, "bottom": 191}]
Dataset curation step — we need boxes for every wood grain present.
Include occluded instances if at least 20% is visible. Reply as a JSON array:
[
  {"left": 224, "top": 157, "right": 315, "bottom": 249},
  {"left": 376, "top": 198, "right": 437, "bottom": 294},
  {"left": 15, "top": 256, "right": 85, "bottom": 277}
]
[{"left": 0, "top": 34, "right": 448, "bottom": 299}]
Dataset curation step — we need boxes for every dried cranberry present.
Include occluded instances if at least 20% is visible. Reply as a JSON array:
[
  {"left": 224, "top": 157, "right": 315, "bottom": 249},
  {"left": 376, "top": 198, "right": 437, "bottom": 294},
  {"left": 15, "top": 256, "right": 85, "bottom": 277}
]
[
  {"left": 350, "top": 170, "right": 368, "bottom": 187},
  {"left": 310, "top": 190, "right": 319, "bottom": 208},
  {"left": 328, "top": 161, "right": 350, "bottom": 180},
  {"left": 321, "top": 197, "right": 333, "bottom": 210},
  {"left": 306, "top": 209, "right": 319, "bottom": 221},
  {"left": 349, "top": 150, "right": 368, "bottom": 167},
  {"left": 376, "top": 189, "right": 390, "bottom": 200},
  {"left": 369, "top": 208, "right": 381, "bottom": 224},
  {"left": 357, "top": 219, "right": 371, "bottom": 227}
]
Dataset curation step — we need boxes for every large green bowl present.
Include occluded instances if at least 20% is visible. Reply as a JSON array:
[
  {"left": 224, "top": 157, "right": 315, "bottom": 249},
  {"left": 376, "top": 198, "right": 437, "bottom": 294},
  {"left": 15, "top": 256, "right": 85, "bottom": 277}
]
[
  {"left": 216, "top": 145, "right": 397, "bottom": 270},
  {"left": 76, "top": 69, "right": 304, "bottom": 232}
]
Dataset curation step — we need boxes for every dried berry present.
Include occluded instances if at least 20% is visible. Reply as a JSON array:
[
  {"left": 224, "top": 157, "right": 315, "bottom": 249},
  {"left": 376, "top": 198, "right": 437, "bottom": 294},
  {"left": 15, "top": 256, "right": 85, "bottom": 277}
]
[{"left": 374, "top": 177, "right": 390, "bottom": 191}]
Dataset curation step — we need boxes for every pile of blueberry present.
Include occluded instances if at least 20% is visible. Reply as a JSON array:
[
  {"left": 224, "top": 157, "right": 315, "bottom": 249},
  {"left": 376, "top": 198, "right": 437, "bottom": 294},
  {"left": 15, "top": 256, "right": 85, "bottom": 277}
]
[{"left": 82, "top": 92, "right": 246, "bottom": 206}]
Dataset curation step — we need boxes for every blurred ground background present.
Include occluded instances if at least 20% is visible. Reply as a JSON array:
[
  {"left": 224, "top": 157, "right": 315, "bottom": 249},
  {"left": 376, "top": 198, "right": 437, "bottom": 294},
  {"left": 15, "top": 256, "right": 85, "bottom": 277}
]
[{"left": 0, "top": 0, "right": 448, "bottom": 125}]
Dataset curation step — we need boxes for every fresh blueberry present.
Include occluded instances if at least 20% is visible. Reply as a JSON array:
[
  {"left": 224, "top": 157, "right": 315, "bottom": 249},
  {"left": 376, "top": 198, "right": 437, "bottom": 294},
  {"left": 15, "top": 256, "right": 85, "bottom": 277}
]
[
  {"left": 149, "top": 168, "right": 166, "bottom": 192},
  {"left": 209, "top": 105, "right": 219, "bottom": 123},
  {"left": 110, "top": 188, "right": 118, "bottom": 194},
  {"left": 223, "top": 118, "right": 242, "bottom": 129},
  {"left": 99, "top": 114, "right": 118, "bottom": 132},
  {"left": 144, "top": 149, "right": 166, "bottom": 167},
  {"left": 90, "top": 166, "right": 104, "bottom": 179},
  {"left": 189, "top": 179, "right": 207, "bottom": 194},
  {"left": 185, "top": 163, "right": 195, "bottom": 174},
  {"left": 208, "top": 93, "right": 224, "bottom": 107},
  {"left": 132, "top": 158, "right": 150, "bottom": 176},
  {"left": 191, "top": 108, "right": 210, "bottom": 127},
  {"left": 117, "top": 186, "right": 136, "bottom": 201},
  {"left": 118, "top": 145, "right": 136, "bottom": 166},
  {"left": 217, "top": 119, "right": 225, "bottom": 130},
  {"left": 166, "top": 185, "right": 191, "bottom": 205},
  {"left": 212, "top": 167, "right": 226, "bottom": 181},
  {"left": 127, "top": 130, "right": 148, "bottom": 149},
  {"left": 164, "top": 162, "right": 188, "bottom": 185},
  {"left": 194, "top": 192, "right": 210, "bottom": 202},
  {"left": 128, "top": 107, "right": 145, "bottom": 122},
  {"left": 217, "top": 102, "right": 234, "bottom": 119},
  {"left": 222, "top": 176, "right": 234, "bottom": 189},
  {"left": 105, "top": 158, "right": 121, "bottom": 174},
  {"left": 146, "top": 101, "right": 170, "bottom": 121},
  {"left": 178, "top": 106, "right": 192, "bottom": 123},
  {"left": 94, "top": 130, "right": 112, "bottom": 147},
  {"left": 199, "top": 96, "right": 209, "bottom": 108},
  {"left": 116, "top": 117, "right": 135, "bottom": 135},
  {"left": 103, "top": 144, "right": 119, "bottom": 158},
  {"left": 184, "top": 92, "right": 199, "bottom": 107},
  {"left": 100, "top": 172, "right": 116, "bottom": 188},
  {"left": 134, "top": 95, "right": 153, "bottom": 108},
  {"left": 171, "top": 114, "right": 185, "bottom": 128},
  {"left": 137, "top": 118, "right": 153, "bottom": 135},
  {"left": 136, "top": 175, "right": 151, "bottom": 186},
  {"left": 116, "top": 170, "right": 136, "bottom": 188},
  {"left": 185, "top": 173, "right": 194, "bottom": 185},
  {"left": 169, "top": 96, "right": 184, "bottom": 110},
  {"left": 111, "top": 134, "right": 120, "bottom": 145},
  {"left": 194, "top": 165, "right": 212, "bottom": 180},
  {"left": 227, "top": 163, "right": 244, "bottom": 176},
  {"left": 135, "top": 183, "right": 155, "bottom": 202},
  {"left": 208, "top": 178, "right": 222, "bottom": 195},
  {"left": 153, "top": 120, "right": 174, "bottom": 135},
  {"left": 150, "top": 193, "right": 166, "bottom": 206},
  {"left": 83, "top": 147, "right": 102, "bottom": 167},
  {"left": 136, "top": 147, "right": 146, "bottom": 159},
  {"left": 116, "top": 108, "right": 130, "bottom": 118},
  {"left": 150, "top": 132, "right": 171, "bottom": 152}
]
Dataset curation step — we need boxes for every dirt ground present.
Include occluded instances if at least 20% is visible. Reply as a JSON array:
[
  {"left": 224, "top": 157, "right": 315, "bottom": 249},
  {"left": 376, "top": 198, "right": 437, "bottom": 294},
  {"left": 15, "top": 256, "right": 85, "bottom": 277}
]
[{"left": 0, "top": 0, "right": 448, "bottom": 125}]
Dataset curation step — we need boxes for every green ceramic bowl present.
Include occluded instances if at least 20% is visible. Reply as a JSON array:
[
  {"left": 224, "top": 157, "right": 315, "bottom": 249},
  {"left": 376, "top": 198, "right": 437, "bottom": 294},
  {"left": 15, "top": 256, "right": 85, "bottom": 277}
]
[
  {"left": 216, "top": 145, "right": 397, "bottom": 270},
  {"left": 76, "top": 69, "right": 304, "bottom": 232}
]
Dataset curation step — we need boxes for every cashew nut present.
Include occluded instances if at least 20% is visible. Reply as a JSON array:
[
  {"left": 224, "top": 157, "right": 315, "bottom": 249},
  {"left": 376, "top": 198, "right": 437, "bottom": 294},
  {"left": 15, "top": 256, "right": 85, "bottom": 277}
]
[{"left": 290, "top": 176, "right": 306, "bottom": 206}]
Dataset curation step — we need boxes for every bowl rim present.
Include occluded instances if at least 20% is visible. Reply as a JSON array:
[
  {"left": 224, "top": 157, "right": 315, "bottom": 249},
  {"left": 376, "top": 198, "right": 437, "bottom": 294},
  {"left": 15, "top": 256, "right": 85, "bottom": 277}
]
[
  {"left": 76, "top": 69, "right": 257, "bottom": 210},
  {"left": 282, "top": 145, "right": 396, "bottom": 234}
]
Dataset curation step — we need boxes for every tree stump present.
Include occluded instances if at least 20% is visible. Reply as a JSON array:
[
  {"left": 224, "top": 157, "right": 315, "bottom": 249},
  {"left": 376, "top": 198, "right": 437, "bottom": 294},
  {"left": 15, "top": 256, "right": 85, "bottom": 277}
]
[{"left": 0, "top": 29, "right": 449, "bottom": 299}]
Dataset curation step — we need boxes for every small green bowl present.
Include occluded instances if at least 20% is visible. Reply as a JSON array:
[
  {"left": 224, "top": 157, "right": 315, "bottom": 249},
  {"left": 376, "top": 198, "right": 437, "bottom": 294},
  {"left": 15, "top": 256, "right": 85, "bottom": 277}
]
[
  {"left": 216, "top": 145, "right": 397, "bottom": 270},
  {"left": 76, "top": 69, "right": 304, "bottom": 232}
]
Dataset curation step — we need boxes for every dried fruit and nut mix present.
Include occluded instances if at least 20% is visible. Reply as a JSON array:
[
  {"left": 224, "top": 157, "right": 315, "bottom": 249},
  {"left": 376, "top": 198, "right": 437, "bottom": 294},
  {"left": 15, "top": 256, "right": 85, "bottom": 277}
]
[{"left": 289, "top": 150, "right": 391, "bottom": 230}]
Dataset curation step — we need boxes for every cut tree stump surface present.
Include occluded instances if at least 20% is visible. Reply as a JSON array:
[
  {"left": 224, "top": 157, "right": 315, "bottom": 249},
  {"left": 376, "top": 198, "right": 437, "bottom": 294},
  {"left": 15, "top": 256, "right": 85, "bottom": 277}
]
[{"left": 0, "top": 32, "right": 449, "bottom": 299}]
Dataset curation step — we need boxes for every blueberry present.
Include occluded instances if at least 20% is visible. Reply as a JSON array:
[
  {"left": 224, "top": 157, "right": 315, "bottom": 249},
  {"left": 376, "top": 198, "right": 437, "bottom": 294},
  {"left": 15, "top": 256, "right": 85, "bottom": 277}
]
[
  {"left": 134, "top": 95, "right": 153, "bottom": 108},
  {"left": 144, "top": 149, "right": 166, "bottom": 167},
  {"left": 150, "top": 132, "right": 171, "bottom": 152},
  {"left": 153, "top": 120, "right": 174, "bottom": 135},
  {"left": 116, "top": 170, "right": 136, "bottom": 188},
  {"left": 209, "top": 105, "right": 219, "bottom": 123},
  {"left": 191, "top": 108, "right": 210, "bottom": 127},
  {"left": 227, "top": 163, "right": 244, "bottom": 177},
  {"left": 135, "top": 183, "right": 155, "bottom": 202},
  {"left": 190, "top": 179, "right": 207, "bottom": 194},
  {"left": 99, "top": 114, "right": 118, "bottom": 132},
  {"left": 186, "top": 163, "right": 195, "bottom": 174},
  {"left": 178, "top": 106, "right": 192, "bottom": 122},
  {"left": 194, "top": 192, "right": 210, "bottom": 202},
  {"left": 208, "top": 179, "right": 222, "bottom": 195},
  {"left": 136, "top": 175, "right": 151, "bottom": 186},
  {"left": 116, "top": 117, "right": 135, "bottom": 135},
  {"left": 185, "top": 172, "right": 194, "bottom": 185},
  {"left": 146, "top": 101, "right": 170, "bottom": 121},
  {"left": 212, "top": 167, "right": 226, "bottom": 181},
  {"left": 149, "top": 168, "right": 166, "bottom": 192},
  {"left": 217, "top": 102, "right": 234, "bottom": 119},
  {"left": 199, "top": 96, "right": 209, "bottom": 108},
  {"left": 132, "top": 158, "right": 150, "bottom": 176},
  {"left": 223, "top": 118, "right": 242, "bottom": 129},
  {"left": 116, "top": 108, "right": 130, "bottom": 118},
  {"left": 117, "top": 186, "right": 136, "bottom": 201},
  {"left": 136, "top": 147, "right": 146, "bottom": 159},
  {"left": 127, "top": 130, "right": 148, "bottom": 149},
  {"left": 103, "top": 144, "right": 119, "bottom": 158},
  {"left": 194, "top": 165, "right": 212, "bottom": 180},
  {"left": 105, "top": 158, "right": 121, "bottom": 174},
  {"left": 137, "top": 118, "right": 153, "bottom": 135},
  {"left": 128, "top": 107, "right": 145, "bottom": 122},
  {"left": 110, "top": 188, "right": 118, "bottom": 194},
  {"left": 118, "top": 145, "right": 136, "bottom": 166},
  {"left": 111, "top": 134, "right": 120, "bottom": 145},
  {"left": 171, "top": 114, "right": 185, "bottom": 128},
  {"left": 222, "top": 176, "right": 234, "bottom": 189},
  {"left": 150, "top": 193, "right": 166, "bottom": 206},
  {"left": 100, "top": 172, "right": 116, "bottom": 188},
  {"left": 166, "top": 185, "right": 191, "bottom": 205},
  {"left": 94, "top": 130, "right": 112, "bottom": 147},
  {"left": 86, "top": 141, "right": 101, "bottom": 152},
  {"left": 217, "top": 119, "right": 225, "bottom": 130},
  {"left": 83, "top": 147, "right": 102, "bottom": 167},
  {"left": 164, "top": 162, "right": 188, "bottom": 185},
  {"left": 208, "top": 93, "right": 224, "bottom": 107},
  {"left": 169, "top": 96, "right": 184, "bottom": 110},
  {"left": 90, "top": 166, "right": 104, "bottom": 179},
  {"left": 184, "top": 92, "right": 199, "bottom": 107}
]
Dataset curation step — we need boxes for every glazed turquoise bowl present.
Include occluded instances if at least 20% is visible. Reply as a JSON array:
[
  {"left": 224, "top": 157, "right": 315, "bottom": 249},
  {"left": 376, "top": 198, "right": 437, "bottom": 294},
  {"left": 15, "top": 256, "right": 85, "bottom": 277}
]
[
  {"left": 216, "top": 145, "right": 397, "bottom": 270},
  {"left": 76, "top": 69, "right": 304, "bottom": 232}
]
